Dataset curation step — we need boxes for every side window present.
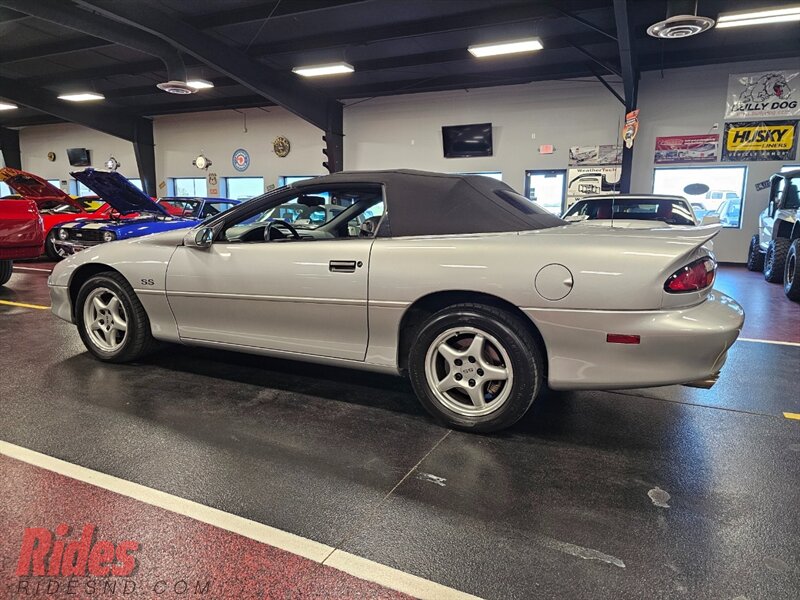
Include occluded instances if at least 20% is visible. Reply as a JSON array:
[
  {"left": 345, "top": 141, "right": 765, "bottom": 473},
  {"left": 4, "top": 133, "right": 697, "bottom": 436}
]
[
  {"left": 785, "top": 180, "right": 800, "bottom": 210},
  {"left": 222, "top": 186, "right": 385, "bottom": 243}
]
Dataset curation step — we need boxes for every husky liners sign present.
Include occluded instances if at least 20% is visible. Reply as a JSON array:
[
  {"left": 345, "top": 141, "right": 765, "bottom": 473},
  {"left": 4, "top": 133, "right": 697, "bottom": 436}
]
[
  {"left": 722, "top": 120, "right": 798, "bottom": 161},
  {"left": 725, "top": 71, "right": 799, "bottom": 119}
]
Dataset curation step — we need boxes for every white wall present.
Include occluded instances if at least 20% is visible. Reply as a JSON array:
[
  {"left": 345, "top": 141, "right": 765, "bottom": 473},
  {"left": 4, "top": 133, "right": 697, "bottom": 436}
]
[
  {"left": 16, "top": 57, "right": 800, "bottom": 262},
  {"left": 631, "top": 57, "right": 800, "bottom": 263},
  {"left": 17, "top": 123, "right": 137, "bottom": 189},
  {"left": 344, "top": 79, "right": 625, "bottom": 192},
  {"left": 154, "top": 108, "right": 327, "bottom": 190}
]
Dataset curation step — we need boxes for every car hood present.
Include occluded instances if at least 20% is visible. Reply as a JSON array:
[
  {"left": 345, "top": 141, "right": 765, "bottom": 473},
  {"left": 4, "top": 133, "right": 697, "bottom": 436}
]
[
  {"left": 0, "top": 166, "right": 82, "bottom": 210},
  {"left": 70, "top": 169, "right": 169, "bottom": 216}
]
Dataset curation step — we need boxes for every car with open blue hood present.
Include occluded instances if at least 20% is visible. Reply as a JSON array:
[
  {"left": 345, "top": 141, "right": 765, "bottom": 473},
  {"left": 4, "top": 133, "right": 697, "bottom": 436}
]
[{"left": 52, "top": 169, "right": 241, "bottom": 257}]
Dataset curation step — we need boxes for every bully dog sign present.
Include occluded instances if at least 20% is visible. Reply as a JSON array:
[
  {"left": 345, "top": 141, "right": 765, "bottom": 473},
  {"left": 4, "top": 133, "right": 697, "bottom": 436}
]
[{"left": 725, "top": 71, "right": 799, "bottom": 119}]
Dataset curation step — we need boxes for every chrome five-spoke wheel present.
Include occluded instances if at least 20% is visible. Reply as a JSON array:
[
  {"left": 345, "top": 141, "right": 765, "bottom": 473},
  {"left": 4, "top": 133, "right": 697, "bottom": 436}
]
[
  {"left": 424, "top": 326, "right": 514, "bottom": 417},
  {"left": 83, "top": 287, "right": 128, "bottom": 352}
]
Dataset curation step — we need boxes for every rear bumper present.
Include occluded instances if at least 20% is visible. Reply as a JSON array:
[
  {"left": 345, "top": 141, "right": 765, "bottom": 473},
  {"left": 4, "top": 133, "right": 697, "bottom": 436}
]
[{"left": 525, "top": 291, "right": 744, "bottom": 390}]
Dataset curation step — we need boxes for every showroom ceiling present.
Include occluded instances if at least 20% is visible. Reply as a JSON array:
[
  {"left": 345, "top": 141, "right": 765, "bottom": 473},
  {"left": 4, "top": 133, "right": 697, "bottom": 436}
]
[{"left": 0, "top": 0, "right": 798, "bottom": 128}]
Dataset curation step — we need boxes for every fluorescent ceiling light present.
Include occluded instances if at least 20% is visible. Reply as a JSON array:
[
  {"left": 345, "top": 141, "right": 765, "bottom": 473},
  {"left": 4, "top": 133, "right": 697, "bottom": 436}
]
[
  {"left": 468, "top": 38, "right": 543, "bottom": 58},
  {"left": 717, "top": 6, "right": 800, "bottom": 28},
  {"left": 0, "top": 102, "right": 18, "bottom": 110},
  {"left": 57, "top": 92, "right": 105, "bottom": 102},
  {"left": 186, "top": 79, "right": 214, "bottom": 89},
  {"left": 292, "top": 63, "right": 354, "bottom": 77}
]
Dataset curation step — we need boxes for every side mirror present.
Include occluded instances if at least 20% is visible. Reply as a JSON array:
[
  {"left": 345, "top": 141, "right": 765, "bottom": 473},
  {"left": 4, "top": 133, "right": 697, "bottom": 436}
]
[
  {"left": 700, "top": 214, "right": 720, "bottom": 225},
  {"left": 185, "top": 226, "right": 215, "bottom": 249}
]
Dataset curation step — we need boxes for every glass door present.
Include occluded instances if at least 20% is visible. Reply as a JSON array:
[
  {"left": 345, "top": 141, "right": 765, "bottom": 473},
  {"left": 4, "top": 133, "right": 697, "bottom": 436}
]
[{"left": 525, "top": 169, "right": 566, "bottom": 215}]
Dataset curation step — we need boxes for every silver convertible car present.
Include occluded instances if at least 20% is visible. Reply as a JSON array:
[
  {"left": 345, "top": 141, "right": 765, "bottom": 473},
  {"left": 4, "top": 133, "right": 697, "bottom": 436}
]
[{"left": 48, "top": 170, "right": 744, "bottom": 432}]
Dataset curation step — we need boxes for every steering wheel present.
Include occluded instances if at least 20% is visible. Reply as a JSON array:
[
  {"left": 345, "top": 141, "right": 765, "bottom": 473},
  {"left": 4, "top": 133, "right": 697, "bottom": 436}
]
[{"left": 265, "top": 219, "right": 300, "bottom": 241}]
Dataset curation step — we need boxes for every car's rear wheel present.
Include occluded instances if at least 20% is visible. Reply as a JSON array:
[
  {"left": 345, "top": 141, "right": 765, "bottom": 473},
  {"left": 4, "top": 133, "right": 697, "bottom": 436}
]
[
  {"left": 408, "top": 303, "right": 543, "bottom": 432},
  {"left": 76, "top": 272, "right": 157, "bottom": 362},
  {"left": 784, "top": 240, "right": 800, "bottom": 301},
  {"left": 764, "top": 238, "right": 791, "bottom": 283},
  {"left": 0, "top": 260, "right": 12, "bottom": 286},
  {"left": 45, "top": 231, "right": 67, "bottom": 261},
  {"left": 746, "top": 235, "right": 764, "bottom": 272}
]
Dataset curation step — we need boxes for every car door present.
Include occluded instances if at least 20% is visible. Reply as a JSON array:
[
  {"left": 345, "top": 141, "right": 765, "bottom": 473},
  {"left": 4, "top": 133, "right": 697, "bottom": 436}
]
[
  {"left": 761, "top": 179, "right": 783, "bottom": 245},
  {"left": 164, "top": 187, "right": 381, "bottom": 361}
]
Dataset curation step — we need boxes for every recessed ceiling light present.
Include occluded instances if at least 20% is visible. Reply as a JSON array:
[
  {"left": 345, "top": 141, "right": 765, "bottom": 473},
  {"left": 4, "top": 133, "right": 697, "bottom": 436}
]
[
  {"left": 0, "top": 102, "right": 18, "bottom": 110},
  {"left": 57, "top": 92, "right": 105, "bottom": 102},
  {"left": 717, "top": 5, "right": 800, "bottom": 28},
  {"left": 468, "top": 38, "right": 543, "bottom": 58},
  {"left": 187, "top": 79, "right": 214, "bottom": 90},
  {"left": 292, "top": 63, "right": 354, "bottom": 77}
]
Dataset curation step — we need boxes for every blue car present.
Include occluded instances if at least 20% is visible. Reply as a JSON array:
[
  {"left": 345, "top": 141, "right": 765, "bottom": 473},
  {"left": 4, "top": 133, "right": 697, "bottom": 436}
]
[{"left": 53, "top": 169, "right": 241, "bottom": 257}]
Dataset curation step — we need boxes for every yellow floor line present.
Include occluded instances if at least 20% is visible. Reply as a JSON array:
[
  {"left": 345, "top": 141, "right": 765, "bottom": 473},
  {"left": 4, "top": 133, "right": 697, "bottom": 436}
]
[
  {"left": 0, "top": 299, "right": 50, "bottom": 310},
  {"left": 784, "top": 412, "right": 800, "bottom": 421}
]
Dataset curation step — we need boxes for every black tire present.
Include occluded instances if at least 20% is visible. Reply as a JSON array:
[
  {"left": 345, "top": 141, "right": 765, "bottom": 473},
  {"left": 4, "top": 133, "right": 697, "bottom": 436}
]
[
  {"left": 0, "top": 260, "right": 12, "bottom": 286},
  {"left": 784, "top": 239, "right": 800, "bottom": 301},
  {"left": 408, "top": 303, "right": 544, "bottom": 432},
  {"left": 75, "top": 271, "right": 158, "bottom": 363},
  {"left": 764, "top": 238, "right": 791, "bottom": 283},
  {"left": 746, "top": 235, "right": 765, "bottom": 272},
  {"left": 44, "top": 231, "right": 65, "bottom": 261}
]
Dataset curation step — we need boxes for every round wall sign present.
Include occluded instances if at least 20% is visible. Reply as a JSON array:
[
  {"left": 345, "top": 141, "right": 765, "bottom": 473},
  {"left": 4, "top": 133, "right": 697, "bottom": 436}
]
[
  {"left": 273, "top": 136, "right": 290, "bottom": 158},
  {"left": 232, "top": 148, "right": 250, "bottom": 172}
]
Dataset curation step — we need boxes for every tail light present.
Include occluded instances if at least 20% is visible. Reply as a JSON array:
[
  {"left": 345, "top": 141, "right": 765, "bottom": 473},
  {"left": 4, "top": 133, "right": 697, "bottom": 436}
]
[{"left": 664, "top": 257, "right": 716, "bottom": 293}]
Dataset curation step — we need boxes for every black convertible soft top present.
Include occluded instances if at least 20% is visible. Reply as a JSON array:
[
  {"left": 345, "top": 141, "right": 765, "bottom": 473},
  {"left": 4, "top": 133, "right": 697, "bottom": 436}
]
[{"left": 292, "top": 169, "right": 565, "bottom": 237}]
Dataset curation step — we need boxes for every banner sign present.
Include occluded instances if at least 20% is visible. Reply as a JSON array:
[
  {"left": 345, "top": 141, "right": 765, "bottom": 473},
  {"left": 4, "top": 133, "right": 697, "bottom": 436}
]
[
  {"left": 622, "top": 110, "right": 639, "bottom": 149},
  {"left": 568, "top": 145, "right": 622, "bottom": 166},
  {"left": 654, "top": 134, "right": 719, "bottom": 164},
  {"left": 566, "top": 166, "right": 621, "bottom": 209},
  {"left": 725, "top": 71, "right": 799, "bottom": 119},
  {"left": 722, "top": 120, "right": 798, "bottom": 161}
]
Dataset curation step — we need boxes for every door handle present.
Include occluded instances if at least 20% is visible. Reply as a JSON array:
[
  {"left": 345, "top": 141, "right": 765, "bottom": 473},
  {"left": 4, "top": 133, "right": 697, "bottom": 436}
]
[{"left": 329, "top": 260, "right": 357, "bottom": 273}]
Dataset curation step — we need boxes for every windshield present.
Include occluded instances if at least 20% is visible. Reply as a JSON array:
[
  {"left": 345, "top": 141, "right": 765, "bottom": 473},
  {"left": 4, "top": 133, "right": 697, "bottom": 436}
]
[{"left": 563, "top": 198, "right": 695, "bottom": 226}]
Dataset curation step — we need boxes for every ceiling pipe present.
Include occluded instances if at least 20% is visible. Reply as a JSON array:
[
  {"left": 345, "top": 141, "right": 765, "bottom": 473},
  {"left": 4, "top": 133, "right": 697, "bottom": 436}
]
[{"left": 0, "top": 0, "right": 187, "bottom": 84}]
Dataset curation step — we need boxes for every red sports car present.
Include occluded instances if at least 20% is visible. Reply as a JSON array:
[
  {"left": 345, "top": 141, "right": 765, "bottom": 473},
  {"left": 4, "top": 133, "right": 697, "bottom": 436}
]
[
  {"left": 0, "top": 167, "right": 115, "bottom": 259},
  {"left": 0, "top": 198, "right": 44, "bottom": 286}
]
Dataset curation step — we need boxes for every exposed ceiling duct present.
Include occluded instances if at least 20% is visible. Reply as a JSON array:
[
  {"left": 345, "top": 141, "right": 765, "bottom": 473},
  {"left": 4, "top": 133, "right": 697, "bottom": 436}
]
[
  {"left": 0, "top": 0, "right": 191, "bottom": 93},
  {"left": 647, "top": 0, "right": 715, "bottom": 38}
]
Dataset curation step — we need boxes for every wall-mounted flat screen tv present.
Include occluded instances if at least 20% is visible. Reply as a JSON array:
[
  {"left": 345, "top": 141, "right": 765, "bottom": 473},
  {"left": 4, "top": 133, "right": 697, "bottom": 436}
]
[
  {"left": 66, "top": 147, "right": 91, "bottom": 166},
  {"left": 442, "top": 123, "right": 493, "bottom": 158}
]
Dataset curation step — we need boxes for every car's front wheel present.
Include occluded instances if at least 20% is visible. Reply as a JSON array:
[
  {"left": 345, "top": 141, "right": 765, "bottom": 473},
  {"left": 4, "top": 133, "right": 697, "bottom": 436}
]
[
  {"left": 746, "top": 235, "right": 764, "bottom": 271},
  {"left": 408, "top": 303, "right": 543, "bottom": 432},
  {"left": 76, "top": 272, "right": 157, "bottom": 362},
  {"left": 0, "top": 260, "right": 12, "bottom": 286},
  {"left": 45, "top": 231, "right": 67, "bottom": 261},
  {"left": 764, "top": 238, "right": 791, "bottom": 283},
  {"left": 784, "top": 240, "right": 800, "bottom": 301}
]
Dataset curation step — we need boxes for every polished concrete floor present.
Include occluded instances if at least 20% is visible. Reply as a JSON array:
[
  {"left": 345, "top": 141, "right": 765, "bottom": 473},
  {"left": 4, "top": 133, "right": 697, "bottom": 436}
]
[{"left": 1, "top": 263, "right": 798, "bottom": 599}]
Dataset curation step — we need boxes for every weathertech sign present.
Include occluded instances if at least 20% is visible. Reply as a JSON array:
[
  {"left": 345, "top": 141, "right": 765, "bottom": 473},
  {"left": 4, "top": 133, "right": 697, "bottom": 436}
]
[{"left": 722, "top": 120, "right": 798, "bottom": 161}]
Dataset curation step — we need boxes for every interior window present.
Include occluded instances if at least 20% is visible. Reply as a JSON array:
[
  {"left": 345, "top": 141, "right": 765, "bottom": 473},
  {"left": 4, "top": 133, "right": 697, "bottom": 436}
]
[{"left": 222, "top": 187, "right": 385, "bottom": 243}]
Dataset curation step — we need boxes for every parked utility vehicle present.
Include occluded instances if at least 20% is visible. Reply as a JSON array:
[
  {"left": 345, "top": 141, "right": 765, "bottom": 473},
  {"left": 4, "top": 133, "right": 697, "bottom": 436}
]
[{"left": 747, "top": 169, "right": 800, "bottom": 300}]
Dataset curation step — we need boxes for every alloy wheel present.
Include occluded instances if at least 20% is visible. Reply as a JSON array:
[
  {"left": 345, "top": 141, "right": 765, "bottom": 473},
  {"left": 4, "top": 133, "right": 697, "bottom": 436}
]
[
  {"left": 83, "top": 287, "right": 128, "bottom": 352},
  {"left": 424, "top": 326, "right": 514, "bottom": 417}
]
